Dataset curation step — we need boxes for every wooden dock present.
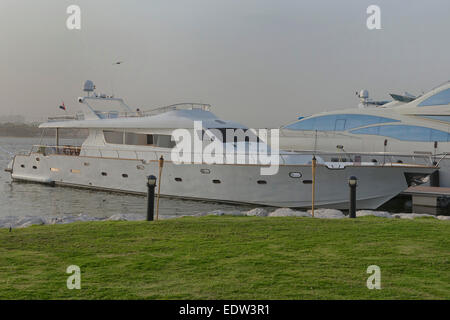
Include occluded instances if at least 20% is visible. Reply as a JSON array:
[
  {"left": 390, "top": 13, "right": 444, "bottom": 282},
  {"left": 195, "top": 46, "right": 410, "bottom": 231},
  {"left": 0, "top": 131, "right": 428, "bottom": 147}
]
[{"left": 402, "top": 186, "right": 450, "bottom": 213}]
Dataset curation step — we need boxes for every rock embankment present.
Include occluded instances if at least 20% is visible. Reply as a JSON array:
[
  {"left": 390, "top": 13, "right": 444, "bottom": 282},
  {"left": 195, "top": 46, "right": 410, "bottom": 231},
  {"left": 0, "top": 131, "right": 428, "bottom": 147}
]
[{"left": 1, "top": 209, "right": 448, "bottom": 229}]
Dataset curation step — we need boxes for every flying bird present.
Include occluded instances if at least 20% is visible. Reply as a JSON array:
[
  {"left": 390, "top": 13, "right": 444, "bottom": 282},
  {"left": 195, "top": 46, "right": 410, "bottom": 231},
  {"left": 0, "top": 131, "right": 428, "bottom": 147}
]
[{"left": 113, "top": 61, "right": 124, "bottom": 65}]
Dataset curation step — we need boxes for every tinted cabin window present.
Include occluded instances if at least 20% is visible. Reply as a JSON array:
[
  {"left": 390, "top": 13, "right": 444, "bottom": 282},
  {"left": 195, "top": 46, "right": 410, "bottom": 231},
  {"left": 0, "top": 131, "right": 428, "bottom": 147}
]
[
  {"left": 418, "top": 88, "right": 450, "bottom": 107},
  {"left": 202, "top": 128, "right": 260, "bottom": 143},
  {"left": 104, "top": 131, "right": 175, "bottom": 148},
  {"left": 125, "top": 132, "right": 148, "bottom": 145},
  {"left": 283, "top": 114, "right": 399, "bottom": 131},
  {"left": 104, "top": 131, "right": 123, "bottom": 144},
  {"left": 351, "top": 125, "right": 450, "bottom": 142},
  {"left": 153, "top": 134, "right": 176, "bottom": 148}
]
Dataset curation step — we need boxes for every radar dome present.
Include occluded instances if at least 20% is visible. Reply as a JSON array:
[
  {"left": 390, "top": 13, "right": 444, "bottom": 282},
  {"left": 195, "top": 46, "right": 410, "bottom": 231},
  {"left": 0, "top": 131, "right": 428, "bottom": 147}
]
[
  {"left": 83, "top": 80, "right": 95, "bottom": 92},
  {"left": 359, "top": 89, "right": 369, "bottom": 99}
]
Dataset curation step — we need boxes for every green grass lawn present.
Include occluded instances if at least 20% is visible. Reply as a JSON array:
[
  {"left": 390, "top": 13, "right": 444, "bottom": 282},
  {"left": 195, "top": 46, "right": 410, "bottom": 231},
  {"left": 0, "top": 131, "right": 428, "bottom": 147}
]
[{"left": 0, "top": 216, "right": 449, "bottom": 299}]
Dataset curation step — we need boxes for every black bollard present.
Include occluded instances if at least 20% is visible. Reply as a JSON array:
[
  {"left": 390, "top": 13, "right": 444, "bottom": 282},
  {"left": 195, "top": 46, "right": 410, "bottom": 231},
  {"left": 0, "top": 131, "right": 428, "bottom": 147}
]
[
  {"left": 348, "top": 176, "right": 358, "bottom": 218},
  {"left": 147, "top": 175, "right": 157, "bottom": 221}
]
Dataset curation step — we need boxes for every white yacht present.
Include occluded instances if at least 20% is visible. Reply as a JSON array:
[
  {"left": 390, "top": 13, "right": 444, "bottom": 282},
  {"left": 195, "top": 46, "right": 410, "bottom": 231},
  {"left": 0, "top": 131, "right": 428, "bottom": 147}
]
[
  {"left": 279, "top": 81, "right": 450, "bottom": 187},
  {"left": 5, "top": 81, "right": 436, "bottom": 209}
]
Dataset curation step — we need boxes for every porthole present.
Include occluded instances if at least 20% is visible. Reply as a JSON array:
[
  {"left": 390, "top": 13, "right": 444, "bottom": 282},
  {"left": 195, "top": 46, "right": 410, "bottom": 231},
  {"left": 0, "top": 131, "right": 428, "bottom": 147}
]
[
  {"left": 175, "top": 177, "right": 182, "bottom": 182},
  {"left": 83, "top": 162, "right": 90, "bottom": 166},
  {"left": 137, "top": 165, "right": 145, "bottom": 170},
  {"left": 212, "top": 179, "right": 221, "bottom": 184},
  {"left": 289, "top": 172, "right": 302, "bottom": 178},
  {"left": 32, "top": 166, "right": 37, "bottom": 170},
  {"left": 371, "top": 159, "right": 378, "bottom": 163},
  {"left": 20, "top": 164, "right": 25, "bottom": 168},
  {"left": 302, "top": 180, "right": 312, "bottom": 184},
  {"left": 122, "top": 174, "right": 128, "bottom": 178},
  {"left": 200, "top": 169, "right": 210, "bottom": 174},
  {"left": 101, "top": 172, "right": 107, "bottom": 176},
  {"left": 257, "top": 180, "right": 267, "bottom": 185},
  {"left": 36, "top": 157, "right": 40, "bottom": 162}
]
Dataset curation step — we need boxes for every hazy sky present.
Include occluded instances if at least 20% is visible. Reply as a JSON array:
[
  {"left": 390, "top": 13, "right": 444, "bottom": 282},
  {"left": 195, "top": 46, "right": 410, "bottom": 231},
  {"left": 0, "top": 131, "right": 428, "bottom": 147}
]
[{"left": 0, "top": 0, "right": 449, "bottom": 127}]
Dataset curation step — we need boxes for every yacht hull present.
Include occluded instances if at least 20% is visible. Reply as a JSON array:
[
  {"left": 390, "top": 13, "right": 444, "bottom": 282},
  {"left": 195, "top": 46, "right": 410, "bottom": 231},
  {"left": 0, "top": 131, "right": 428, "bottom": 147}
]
[{"left": 10, "top": 153, "right": 433, "bottom": 209}]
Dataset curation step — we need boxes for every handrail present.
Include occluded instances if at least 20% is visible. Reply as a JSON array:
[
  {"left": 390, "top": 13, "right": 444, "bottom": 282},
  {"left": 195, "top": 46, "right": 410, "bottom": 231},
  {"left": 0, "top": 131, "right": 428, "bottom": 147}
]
[
  {"left": 30, "top": 144, "right": 449, "bottom": 158},
  {"left": 436, "top": 152, "right": 449, "bottom": 167},
  {"left": 48, "top": 114, "right": 85, "bottom": 122},
  {"left": 27, "top": 144, "right": 446, "bottom": 167},
  {"left": 284, "top": 148, "right": 446, "bottom": 158},
  {"left": 46, "top": 103, "right": 211, "bottom": 122}
]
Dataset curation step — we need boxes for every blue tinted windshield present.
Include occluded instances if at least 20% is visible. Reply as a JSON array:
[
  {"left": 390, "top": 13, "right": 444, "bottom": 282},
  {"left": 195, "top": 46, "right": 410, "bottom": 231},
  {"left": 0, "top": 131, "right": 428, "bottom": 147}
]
[
  {"left": 351, "top": 125, "right": 450, "bottom": 142},
  {"left": 284, "top": 114, "right": 398, "bottom": 131},
  {"left": 418, "top": 88, "right": 450, "bottom": 106}
]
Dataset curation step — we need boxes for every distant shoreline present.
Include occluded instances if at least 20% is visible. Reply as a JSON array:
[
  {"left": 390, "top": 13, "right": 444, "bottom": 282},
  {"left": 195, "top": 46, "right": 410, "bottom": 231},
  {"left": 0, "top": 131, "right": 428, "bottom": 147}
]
[{"left": 0, "top": 123, "right": 87, "bottom": 138}]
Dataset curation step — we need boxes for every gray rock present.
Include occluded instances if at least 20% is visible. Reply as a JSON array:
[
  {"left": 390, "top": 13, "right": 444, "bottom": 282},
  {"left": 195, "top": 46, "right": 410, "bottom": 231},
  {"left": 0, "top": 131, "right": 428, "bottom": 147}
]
[
  {"left": 0, "top": 216, "right": 18, "bottom": 228},
  {"left": 269, "top": 208, "right": 310, "bottom": 217},
  {"left": 107, "top": 214, "right": 129, "bottom": 221},
  {"left": 16, "top": 221, "right": 34, "bottom": 228},
  {"left": 308, "top": 208, "right": 346, "bottom": 219},
  {"left": 245, "top": 208, "right": 269, "bottom": 217},
  {"left": 225, "top": 211, "right": 246, "bottom": 216},
  {"left": 106, "top": 213, "right": 143, "bottom": 221},
  {"left": 206, "top": 210, "right": 226, "bottom": 216},
  {"left": 356, "top": 210, "right": 392, "bottom": 218},
  {"left": 14, "top": 216, "right": 46, "bottom": 227},
  {"left": 392, "top": 213, "right": 436, "bottom": 219}
]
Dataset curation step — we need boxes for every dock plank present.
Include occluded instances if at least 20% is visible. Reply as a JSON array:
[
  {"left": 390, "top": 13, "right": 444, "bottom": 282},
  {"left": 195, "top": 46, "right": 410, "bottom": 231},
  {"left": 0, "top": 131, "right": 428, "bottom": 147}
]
[{"left": 403, "top": 186, "right": 450, "bottom": 196}]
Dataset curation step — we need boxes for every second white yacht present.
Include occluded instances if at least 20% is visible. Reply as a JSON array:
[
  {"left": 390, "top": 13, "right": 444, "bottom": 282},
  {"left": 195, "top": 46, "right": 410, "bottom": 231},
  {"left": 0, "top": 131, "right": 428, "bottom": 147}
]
[{"left": 279, "top": 81, "right": 450, "bottom": 186}]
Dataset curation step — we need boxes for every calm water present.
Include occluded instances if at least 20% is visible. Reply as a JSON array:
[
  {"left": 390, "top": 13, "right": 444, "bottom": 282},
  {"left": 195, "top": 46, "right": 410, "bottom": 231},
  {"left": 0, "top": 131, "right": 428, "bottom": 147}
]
[{"left": 0, "top": 137, "right": 252, "bottom": 220}]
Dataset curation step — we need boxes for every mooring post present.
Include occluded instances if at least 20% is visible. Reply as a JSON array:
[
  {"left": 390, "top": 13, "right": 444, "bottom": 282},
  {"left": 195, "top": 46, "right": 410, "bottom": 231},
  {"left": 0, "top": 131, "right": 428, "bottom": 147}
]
[
  {"left": 156, "top": 155, "right": 164, "bottom": 221},
  {"left": 147, "top": 175, "right": 157, "bottom": 221},
  {"left": 348, "top": 176, "right": 357, "bottom": 218},
  {"left": 311, "top": 156, "right": 316, "bottom": 217}
]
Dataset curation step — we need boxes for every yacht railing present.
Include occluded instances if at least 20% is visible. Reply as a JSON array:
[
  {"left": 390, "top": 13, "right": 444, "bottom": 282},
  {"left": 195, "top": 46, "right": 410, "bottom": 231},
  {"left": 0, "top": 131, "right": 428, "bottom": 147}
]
[
  {"left": 47, "top": 114, "right": 85, "bottom": 122},
  {"left": 47, "top": 103, "right": 211, "bottom": 122},
  {"left": 31, "top": 145, "right": 81, "bottom": 156},
  {"left": 140, "top": 103, "right": 211, "bottom": 117},
  {"left": 284, "top": 149, "right": 441, "bottom": 165},
  {"left": 25, "top": 144, "right": 445, "bottom": 167},
  {"left": 436, "top": 152, "right": 450, "bottom": 166}
]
